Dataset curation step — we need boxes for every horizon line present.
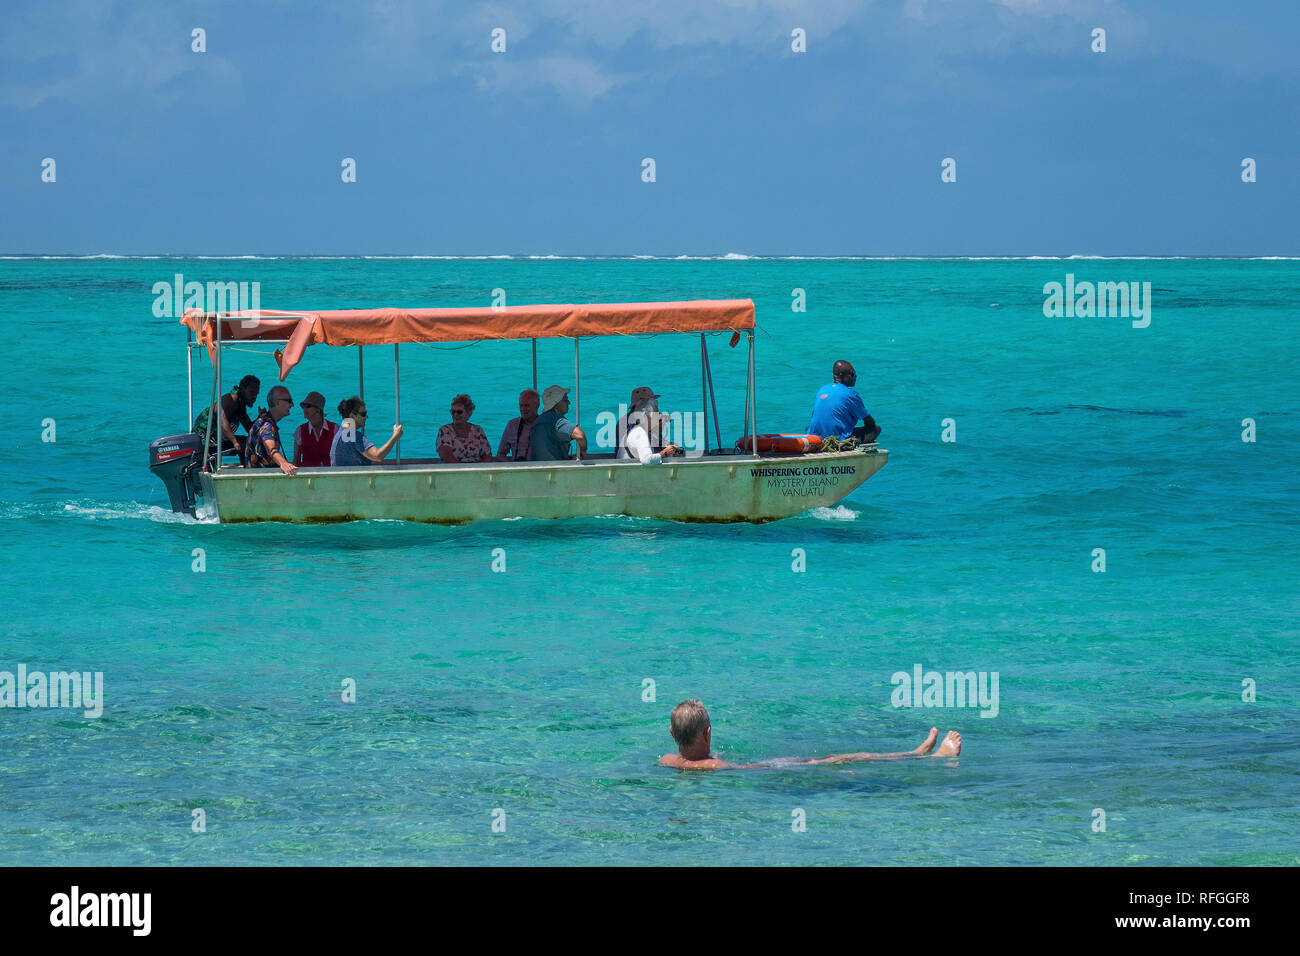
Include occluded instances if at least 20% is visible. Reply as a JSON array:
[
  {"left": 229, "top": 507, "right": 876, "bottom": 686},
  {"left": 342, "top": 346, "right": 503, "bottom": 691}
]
[{"left": 3, "top": 253, "right": 1299, "bottom": 261}]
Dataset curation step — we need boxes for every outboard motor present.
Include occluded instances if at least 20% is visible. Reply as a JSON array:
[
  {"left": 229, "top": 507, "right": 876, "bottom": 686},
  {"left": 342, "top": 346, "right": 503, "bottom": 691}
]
[{"left": 149, "top": 433, "right": 204, "bottom": 515}]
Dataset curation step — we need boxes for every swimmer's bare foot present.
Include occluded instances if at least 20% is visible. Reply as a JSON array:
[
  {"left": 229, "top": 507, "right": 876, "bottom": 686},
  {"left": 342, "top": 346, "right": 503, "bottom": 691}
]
[
  {"left": 913, "top": 727, "right": 939, "bottom": 755},
  {"left": 934, "top": 731, "right": 961, "bottom": 757}
]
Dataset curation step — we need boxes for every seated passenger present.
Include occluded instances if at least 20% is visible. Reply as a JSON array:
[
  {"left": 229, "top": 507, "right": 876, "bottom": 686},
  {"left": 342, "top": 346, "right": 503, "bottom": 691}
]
[
  {"left": 527, "top": 385, "right": 587, "bottom": 461},
  {"left": 437, "top": 394, "right": 493, "bottom": 463},
  {"left": 243, "top": 385, "right": 298, "bottom": 475},
  {"left": 330, "top": 396, "right": 402, "bottom": 466},
  {"left": 808, "top": 360, "right": 881, "bottom": 442},
  {"left": 614, "top": 386, "right": 681, "bottom": 461},
  {"left": 497, "top": 389, "right": 540, "bottom": 461},
  {"left": 617, "top": 410, "right": 682, "bottom": 464},
  {"left": 292, "top": 391, "right": 338, "bottom": 468}
]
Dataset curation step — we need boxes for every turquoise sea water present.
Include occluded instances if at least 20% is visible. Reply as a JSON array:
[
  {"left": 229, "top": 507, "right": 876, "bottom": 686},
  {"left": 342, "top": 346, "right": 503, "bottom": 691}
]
[{"left": 1, "top": 257, "right": 1296, "bottom": 865}]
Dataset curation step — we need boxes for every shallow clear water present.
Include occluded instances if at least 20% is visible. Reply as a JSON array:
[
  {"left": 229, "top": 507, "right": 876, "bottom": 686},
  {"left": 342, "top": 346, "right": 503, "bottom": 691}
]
[{"left": 1, "top": 257, "right": 1297, "bottom": 864}]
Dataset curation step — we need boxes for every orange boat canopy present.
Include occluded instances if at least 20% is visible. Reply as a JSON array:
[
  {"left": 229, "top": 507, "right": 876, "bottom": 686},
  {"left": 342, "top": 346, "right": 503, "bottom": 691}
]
[{"left": 180, "top": 299, "right": 755, "bottom": 380}]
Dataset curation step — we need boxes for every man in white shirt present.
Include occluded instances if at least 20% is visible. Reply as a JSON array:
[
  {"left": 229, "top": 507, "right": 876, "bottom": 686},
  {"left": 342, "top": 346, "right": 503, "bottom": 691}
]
[{"left": 617, "top": 409, "right": 682, "bottom": 464}]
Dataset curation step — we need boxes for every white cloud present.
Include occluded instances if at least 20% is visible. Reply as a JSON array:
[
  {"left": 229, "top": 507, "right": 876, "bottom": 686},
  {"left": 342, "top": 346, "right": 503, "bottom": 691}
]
[
  {"left": 992, "top": 0, "right": 1111, "bottom": 17},
  {"left": 469, "top": 54, "right": 627, "bottom": 104},
  {"left": 0, "top": 0, "right": 240, "bottom": 109},
  {"left": 490, "top": 0, "right": 870, "bottom": 50}
]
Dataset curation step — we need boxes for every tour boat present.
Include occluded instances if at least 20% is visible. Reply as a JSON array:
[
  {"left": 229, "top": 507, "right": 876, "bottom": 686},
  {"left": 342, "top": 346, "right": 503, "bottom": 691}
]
[{"left": 147, "top": 299, "right": 888, "bottom": 523}]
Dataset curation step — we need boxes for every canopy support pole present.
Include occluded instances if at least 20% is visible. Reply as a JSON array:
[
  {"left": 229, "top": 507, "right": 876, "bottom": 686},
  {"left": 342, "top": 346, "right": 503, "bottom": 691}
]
[
  {"left": 742, "top": 396, "right": 749, "bottom": 445},
  {"left": 208, "top": 317, "right": 223, "bottom": 471},
  {"left": 358, "top": 345, "right": 364, "bottom": 402},
  {"left": 702, "top": 334, "right": 722, "bottom": 452},
  {"left": 532, "top": 339, "right": 537, "bottom": 392},
  {"left": 741, "top": 340, "right": 750, "bottom": 443},
  {"left": 186, "top": 332, "right": 194, "bottom": 429},
  {"left": 573, "top": 338, "right": 581, "bottom": 447},
  {"left": 393, "top": 344, "right": 401, "bottom": 466},
  {"left": 202, "top": 331, "right": 218, "bottom": 472},
  {"left": 700, "top": 334, "right": 709, "bottom": 454},
  {"left": 747, "top": 332, "right": 757, "bottom": 457}
]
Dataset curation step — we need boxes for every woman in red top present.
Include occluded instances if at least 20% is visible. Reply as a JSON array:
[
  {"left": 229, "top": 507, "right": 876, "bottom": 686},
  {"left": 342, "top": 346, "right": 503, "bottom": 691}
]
[{"left": 292, "top": 391, "right": 339, "bottom": 467}]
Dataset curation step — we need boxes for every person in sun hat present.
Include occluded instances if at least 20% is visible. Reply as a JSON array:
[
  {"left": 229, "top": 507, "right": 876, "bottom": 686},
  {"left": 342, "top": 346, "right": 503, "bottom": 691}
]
[
  {"left": 292, "top": 390, "right": 338, "bottom": 467},
  {"left": 629, "top": 385, "right": 659, "bottom": 414},
  {"left": 615, "top": 385, "right": 682, "bottom": 463},
  {"left": 526, "top": 385, "right": 587, "bottom": 461}
]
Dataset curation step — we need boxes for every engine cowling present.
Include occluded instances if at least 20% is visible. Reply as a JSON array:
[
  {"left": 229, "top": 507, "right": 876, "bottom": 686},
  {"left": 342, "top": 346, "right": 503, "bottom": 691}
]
[{"left": 148, "top": 433, "right": 204, "bottom": 514}]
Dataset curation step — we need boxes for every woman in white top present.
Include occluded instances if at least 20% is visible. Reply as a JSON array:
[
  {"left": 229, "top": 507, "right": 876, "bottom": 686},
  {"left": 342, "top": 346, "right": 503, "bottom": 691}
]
[{"left": 617, "top": 410, "right": 683, "bottom": 464}]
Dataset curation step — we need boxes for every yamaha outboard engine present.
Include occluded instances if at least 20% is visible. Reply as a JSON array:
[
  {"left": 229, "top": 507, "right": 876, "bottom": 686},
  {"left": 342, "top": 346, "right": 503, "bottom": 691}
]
[{"left": 149, "top": 433, "right": 204, "bottom": 515}]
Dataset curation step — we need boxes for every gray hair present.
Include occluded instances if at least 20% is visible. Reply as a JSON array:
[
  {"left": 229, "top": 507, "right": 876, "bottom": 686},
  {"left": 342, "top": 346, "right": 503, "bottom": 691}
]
[{"left": 670, "top": 700, "right": 711, "bottom": 747}]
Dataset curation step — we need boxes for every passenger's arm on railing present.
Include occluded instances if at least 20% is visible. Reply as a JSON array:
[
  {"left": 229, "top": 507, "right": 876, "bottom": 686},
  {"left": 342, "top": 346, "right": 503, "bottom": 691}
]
[
  {"left": 264, "top": 437, "right": 297, "bottom": 477},
  {"left": 370, "top": 424, "right": 404, "bottom": 462}
]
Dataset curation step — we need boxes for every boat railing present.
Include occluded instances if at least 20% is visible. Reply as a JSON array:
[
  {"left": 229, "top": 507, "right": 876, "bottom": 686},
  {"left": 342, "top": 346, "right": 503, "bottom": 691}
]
[{"left": 207, "top": 444, "right": 877, "bottom": 478}]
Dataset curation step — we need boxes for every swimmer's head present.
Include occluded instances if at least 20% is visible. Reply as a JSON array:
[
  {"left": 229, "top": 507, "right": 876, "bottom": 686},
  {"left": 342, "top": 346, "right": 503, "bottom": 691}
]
[{"left": 670, "top": 699, "right": 711, "bottom": 749}]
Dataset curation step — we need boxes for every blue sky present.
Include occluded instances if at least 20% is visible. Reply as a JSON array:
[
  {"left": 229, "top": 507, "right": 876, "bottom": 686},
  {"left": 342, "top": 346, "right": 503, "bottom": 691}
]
[{"left": 2, "top": 0, "right": 1296, "bottom": 255}]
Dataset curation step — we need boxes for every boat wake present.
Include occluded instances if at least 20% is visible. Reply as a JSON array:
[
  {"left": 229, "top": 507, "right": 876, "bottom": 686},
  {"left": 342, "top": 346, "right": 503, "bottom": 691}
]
[
  {"left": 1, "top": 500, "right": 213, "bottom": 524},
  {"left": 69, "top": 501, "right": 214, "bottom": 523},
  {"left": 809, "top": 505, "right": 858, "bottom": 521}
]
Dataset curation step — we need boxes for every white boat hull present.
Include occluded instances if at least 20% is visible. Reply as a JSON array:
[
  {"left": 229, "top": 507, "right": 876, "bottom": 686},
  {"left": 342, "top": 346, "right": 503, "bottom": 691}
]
[{"left": 199, "top": 448, "right": 888, "bottom": 524}]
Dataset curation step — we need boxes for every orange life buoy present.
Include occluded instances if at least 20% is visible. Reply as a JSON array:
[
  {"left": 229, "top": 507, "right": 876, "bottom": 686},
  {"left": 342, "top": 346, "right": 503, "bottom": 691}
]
[{"left": 734, "top": 434, "right": 824, "bottom": 454}]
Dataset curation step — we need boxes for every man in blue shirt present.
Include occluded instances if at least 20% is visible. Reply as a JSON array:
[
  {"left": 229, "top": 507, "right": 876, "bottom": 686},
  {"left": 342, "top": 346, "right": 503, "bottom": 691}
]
[{"left": 808, "top": 360, "right": 881, "bottom": 442}]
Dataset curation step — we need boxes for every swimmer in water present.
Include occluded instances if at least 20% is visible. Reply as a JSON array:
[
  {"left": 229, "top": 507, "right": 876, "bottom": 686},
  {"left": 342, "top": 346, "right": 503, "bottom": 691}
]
[{"left": 658, "top": 699, "right": 962, "bottom": 770}]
